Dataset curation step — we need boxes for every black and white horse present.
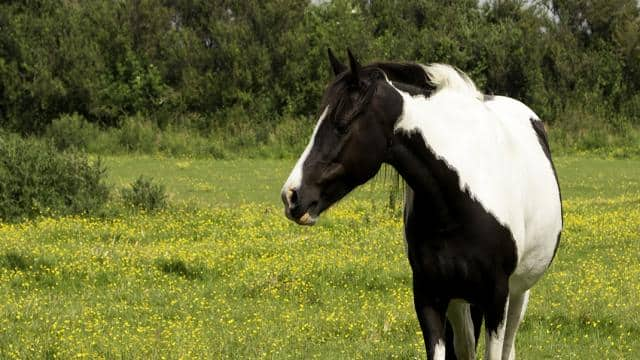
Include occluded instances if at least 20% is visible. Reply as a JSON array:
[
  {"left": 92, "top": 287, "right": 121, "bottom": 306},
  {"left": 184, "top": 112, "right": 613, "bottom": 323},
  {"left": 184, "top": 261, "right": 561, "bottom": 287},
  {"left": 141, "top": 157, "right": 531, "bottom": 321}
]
[{"left": 280, "top": 49, "right": 562, "bottom": 360}]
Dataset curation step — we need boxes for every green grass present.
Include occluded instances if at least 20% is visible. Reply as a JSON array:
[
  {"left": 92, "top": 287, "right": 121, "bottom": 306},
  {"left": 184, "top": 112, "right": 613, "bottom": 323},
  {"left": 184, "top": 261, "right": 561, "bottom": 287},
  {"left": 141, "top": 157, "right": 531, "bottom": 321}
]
[
  {"left": 102, "top": 156, "right": 400, "bottom": 207},
  {"left": 103, "top": 156, "right": 295, "bottom": 206},
  {"left": 103, "top": 155, "right": 640, "bottom": 205},
  {"left": 0, "top": 155, "right": 638, "bottom": 358}
]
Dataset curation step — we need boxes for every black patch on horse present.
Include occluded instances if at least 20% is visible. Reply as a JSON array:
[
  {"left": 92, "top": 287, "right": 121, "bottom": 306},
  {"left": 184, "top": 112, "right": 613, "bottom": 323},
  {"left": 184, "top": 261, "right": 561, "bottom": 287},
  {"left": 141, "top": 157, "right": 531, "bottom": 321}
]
[
  {"left": 390, "top": 131, "right": 518, "bottom": 334},
  {"left": 529, "top": 118, "right": 563, "bottom": 262},
  {"left": 529, "top": 119, "right": 552, "bottom": 162}
]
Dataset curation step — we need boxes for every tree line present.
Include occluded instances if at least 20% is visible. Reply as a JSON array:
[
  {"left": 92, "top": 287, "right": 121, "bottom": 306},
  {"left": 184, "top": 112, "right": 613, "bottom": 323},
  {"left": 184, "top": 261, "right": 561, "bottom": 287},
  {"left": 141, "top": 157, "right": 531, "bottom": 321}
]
[{"left": 1, "top": 0, "right": 639, "bottom": 136}]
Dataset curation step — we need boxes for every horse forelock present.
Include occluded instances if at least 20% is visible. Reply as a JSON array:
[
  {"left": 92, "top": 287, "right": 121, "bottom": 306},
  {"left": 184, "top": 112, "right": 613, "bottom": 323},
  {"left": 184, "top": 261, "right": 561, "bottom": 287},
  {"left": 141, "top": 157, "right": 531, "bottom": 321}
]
[{"left": 320, "top": 69, "right": 381, "bottom": 123}]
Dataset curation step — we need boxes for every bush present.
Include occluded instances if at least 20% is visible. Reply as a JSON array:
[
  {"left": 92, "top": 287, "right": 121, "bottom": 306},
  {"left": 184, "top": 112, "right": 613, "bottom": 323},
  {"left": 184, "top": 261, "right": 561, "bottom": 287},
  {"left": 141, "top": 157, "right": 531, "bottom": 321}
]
[
  {"left": 0, "top": 134, "right": 110, "bottom": 221},
  {"left": 117, "top": 114, "right": 158, "bottom": 153},
  {"left": 157, "top": 128, "right": 227, "bottom": 159},
  {"left": 547, "top": 97, "right": 640, "bottom": 157},
  {"left": 121, "top": 176, "right": 167, "bottom": 211},
  {"left": 266, "top": 115, "right": 314, "bottom": 158},
  {"left": 46, "top": 113, "right": 99, "bottom": 151}
]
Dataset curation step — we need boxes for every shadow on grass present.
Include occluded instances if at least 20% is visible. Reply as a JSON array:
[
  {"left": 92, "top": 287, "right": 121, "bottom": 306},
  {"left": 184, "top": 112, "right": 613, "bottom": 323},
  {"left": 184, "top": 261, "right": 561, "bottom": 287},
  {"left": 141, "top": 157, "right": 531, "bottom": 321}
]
[
  {"left": 0, "top": 251, "right": 54, "bottom": 271},
  {"left": 155, "top": 258, "right": 206, "bottom": 280}
]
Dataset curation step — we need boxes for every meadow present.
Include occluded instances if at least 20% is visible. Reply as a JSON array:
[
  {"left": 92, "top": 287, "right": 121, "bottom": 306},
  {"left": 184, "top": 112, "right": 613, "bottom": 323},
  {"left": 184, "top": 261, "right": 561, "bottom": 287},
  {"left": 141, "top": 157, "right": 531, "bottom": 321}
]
[{"left": 0, "top": 156, "right": 639, "bottom": 359}]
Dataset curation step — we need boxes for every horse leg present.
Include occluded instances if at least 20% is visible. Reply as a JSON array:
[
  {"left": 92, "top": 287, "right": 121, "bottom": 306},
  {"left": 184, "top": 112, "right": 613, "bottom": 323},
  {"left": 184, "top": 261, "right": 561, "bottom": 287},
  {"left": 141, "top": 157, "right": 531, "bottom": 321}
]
[
  {"left": 444, "top": 318, "right": 457, "bottom": 360},
  {"left": 484, "top": 285, "right": 510, "bottom": 360},
  {"left": 413, "top": 280, "right": 447, "bottom": 359},
  {"left": 446, "top": 300, "right": 476, "bottom": 360},
  {"left": 445, "top": 304, "right": 482, "bottom": 360},
  {"left": 502, "top": 290, "right": 530, "bottom": 360},
  {"left": 416, "top": 303, "right": 447, "bottom": 360},
  {"left": 471, "top": 304, "right": 483, "bottom": 347}
]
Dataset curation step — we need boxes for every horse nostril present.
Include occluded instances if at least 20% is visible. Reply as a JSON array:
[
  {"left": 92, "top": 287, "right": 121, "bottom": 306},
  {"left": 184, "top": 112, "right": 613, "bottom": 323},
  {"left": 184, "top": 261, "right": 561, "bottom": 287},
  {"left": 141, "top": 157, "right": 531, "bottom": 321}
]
[
  {"left": 309, "top": 200, "right": 318, "bottom": 210},
  {"left": 289, "top": 188, "right": 298, "bottom": 206},
  {"left": 283, "top": 187, "right": 299, "bottom": 209}
]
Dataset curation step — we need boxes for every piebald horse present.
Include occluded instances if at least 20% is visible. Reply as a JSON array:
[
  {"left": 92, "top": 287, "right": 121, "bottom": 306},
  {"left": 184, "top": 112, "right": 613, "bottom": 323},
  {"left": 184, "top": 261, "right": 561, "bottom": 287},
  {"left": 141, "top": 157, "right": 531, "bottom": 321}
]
[{"left": 280, "top": 49, "right": 562, "bottom": 360}]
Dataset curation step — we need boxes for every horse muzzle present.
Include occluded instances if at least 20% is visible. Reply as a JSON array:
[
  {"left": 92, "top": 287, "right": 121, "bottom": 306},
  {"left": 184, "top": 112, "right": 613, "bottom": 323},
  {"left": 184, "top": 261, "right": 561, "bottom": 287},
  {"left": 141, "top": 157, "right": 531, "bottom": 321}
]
[{"left": 281, "top": 187, "right": 318, "bottom": 226}]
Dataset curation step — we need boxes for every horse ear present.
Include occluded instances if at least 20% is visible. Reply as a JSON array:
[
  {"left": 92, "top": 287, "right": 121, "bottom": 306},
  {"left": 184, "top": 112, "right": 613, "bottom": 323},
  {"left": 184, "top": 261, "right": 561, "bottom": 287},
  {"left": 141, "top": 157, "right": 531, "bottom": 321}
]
[
  {"left": 347, "top": 48, "right": 361, "bottom": 78},
  {"left": 327, "top": 48, "right": 346, "bottom": 76}
]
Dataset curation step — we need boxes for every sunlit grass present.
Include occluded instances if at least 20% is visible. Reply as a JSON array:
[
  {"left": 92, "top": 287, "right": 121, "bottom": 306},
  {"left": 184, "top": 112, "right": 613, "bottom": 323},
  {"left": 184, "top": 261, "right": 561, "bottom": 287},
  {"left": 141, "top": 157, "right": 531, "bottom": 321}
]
[{"left": 0, "top": 156, "right": 638, "bottom": 358}]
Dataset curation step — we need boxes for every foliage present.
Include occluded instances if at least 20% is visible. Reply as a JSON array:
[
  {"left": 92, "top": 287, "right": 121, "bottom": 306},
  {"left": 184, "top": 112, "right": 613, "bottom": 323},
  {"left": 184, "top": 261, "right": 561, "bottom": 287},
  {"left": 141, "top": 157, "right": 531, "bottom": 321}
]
[
  {"left": 0, "top": 134, "right": 109, "bottom": 221},
  {"left": 45, "top": 113, "right": 100, "bottom": 151},
  {"left": 548, "top": 101, "right": 640, "bottom": 157},
  {"left": 1, "top": 0, "right": 639, "bottom": 146},
  {"left": 117, "top": 114, "right": 159, "bottom": 153},
  {"left": 45, "top": 111, "right": 313, "bottom": 159},
  {"left": 120, "top": 175, "right": 167, "bottom": 211}
]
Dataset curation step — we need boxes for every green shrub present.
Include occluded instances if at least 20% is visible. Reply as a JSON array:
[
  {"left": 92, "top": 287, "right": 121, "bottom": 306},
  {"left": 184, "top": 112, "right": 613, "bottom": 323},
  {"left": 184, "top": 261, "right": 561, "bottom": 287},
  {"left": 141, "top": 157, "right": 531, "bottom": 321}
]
[
  {"left": 45, "top": 113, "right": 100, "bottom": 151},
  {"left": 121, "top": 176, "right": 167, "bottom": 211},
  {"left": 0, "top": 134, "right": 110, "bottom": 221},
  {"left": 548, "top": 100, "right": 640, "bottom": 157},
  {"left": 85, "top": 128, "right": 123, "bottom": 155},
  {"left": 157, "top": 129, "right": 227, "bottom": 159},
  {"left": 117, "top": 114, "right": 158, "bottom": 153},
  {"left": 267, "top": 115, "right": 313, "bottom": 158}
]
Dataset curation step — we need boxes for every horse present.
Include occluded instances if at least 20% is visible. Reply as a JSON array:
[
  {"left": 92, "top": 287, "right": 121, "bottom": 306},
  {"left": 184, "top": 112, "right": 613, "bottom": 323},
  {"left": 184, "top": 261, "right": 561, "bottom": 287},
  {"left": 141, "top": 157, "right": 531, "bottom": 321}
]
[{"left": 280, "top": 49, "right": 562, "bottom": 360}]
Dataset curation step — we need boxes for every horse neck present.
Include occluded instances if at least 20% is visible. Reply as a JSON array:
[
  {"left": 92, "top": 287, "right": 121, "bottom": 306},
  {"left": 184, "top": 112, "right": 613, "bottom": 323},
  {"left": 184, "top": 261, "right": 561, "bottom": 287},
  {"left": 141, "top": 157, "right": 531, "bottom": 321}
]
[{"left": 386, "top": 130, "right": 453, "bottom": 226}]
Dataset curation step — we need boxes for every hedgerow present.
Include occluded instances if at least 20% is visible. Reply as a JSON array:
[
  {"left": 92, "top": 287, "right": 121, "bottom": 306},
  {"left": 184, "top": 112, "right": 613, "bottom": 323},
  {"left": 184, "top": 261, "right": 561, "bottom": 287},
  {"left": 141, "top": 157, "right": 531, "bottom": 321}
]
[{"left": 1, "top": 0, "right": 638, "bottom": 145}]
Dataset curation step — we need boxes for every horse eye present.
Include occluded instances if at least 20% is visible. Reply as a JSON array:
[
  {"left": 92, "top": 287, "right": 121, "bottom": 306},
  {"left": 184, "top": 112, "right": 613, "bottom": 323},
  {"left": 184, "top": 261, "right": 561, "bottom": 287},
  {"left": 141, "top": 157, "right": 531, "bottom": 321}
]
[
  {"left": 334, "top": 122, "right": 348, "bottom": 135},
  {"left": 370, "top": 70, "right": 384, "bottom": 80}
]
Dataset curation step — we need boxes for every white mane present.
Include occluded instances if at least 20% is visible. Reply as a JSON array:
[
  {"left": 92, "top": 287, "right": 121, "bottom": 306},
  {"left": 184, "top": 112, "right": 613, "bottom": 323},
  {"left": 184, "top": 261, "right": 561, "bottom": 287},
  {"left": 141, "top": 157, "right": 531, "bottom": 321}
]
[{"left": 420, "top": 63, "right": 483, "bottom": 100}]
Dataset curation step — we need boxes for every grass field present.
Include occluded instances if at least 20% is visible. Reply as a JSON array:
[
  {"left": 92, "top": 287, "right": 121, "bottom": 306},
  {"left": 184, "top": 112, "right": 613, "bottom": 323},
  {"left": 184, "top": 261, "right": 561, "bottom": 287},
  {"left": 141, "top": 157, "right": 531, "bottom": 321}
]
[{"left": 1, "top": 156, "right": 639, "bottom": 359}]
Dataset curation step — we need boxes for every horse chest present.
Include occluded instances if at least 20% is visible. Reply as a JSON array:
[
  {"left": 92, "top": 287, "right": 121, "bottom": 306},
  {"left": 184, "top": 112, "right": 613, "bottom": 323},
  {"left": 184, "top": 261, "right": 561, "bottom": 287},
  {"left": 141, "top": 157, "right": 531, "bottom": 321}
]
[{"left": 404, "top": 192, "right": 518, "bottom": 301}]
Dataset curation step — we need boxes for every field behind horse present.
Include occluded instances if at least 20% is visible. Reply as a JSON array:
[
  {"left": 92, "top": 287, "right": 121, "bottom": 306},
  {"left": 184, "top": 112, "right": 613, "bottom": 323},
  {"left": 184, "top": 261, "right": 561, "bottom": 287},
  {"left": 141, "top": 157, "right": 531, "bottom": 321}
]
[{"left": 1, "top": 156, "right": 638, "bottom": 359}]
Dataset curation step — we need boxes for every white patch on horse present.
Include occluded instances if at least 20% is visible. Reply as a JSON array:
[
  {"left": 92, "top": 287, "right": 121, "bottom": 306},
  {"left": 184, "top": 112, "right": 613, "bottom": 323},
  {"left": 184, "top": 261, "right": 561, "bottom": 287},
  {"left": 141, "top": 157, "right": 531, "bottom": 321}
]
[
  {"left": 433, "top": 338, "right": 446, "bottom": 360},
  {"left": 282, "top": 106, "right": 329, "bottom": 193},
  {"left": 393, "top": 86, "right": 521, "bottom": 237},
  {"left": 483, "top": 96, "right": 562, "bottom": 293},
  {"left": 391, "top": 65, "right": 562, "bottom": 292}
]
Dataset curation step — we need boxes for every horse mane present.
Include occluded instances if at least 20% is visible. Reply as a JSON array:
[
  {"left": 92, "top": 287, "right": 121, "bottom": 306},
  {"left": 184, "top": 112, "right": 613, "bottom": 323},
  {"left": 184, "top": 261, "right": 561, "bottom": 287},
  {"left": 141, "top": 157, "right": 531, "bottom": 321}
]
[
  {"left": 321, "top": 61, "right": 483, "bottom": 124},
  {"left": 370, "top": 62, "right": 483, "bottom": 100},
  {"left": 365, "top": 61, "right": 484, "bottom": 208},
  {"left": 368, "top": 62, "right": 434, "bottom": 90},
  {"left": 421, "top": 63, "right": 483, "bottom": 100}
]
